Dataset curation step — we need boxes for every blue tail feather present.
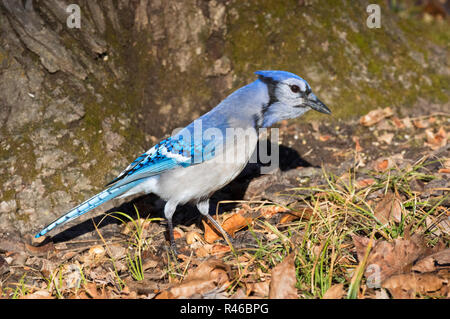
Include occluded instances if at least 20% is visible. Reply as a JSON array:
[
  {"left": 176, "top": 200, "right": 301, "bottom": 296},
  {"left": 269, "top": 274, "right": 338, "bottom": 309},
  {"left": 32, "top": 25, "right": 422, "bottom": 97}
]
[{"left": 35, "top": 180, "right": 142, "bottom": 238}]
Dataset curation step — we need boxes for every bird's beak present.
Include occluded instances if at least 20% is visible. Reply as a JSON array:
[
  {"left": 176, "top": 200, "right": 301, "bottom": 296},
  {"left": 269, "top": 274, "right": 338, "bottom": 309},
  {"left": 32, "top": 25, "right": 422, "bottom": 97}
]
[{"left": 305, "top": 93, "right": 331, "bottom": 115}]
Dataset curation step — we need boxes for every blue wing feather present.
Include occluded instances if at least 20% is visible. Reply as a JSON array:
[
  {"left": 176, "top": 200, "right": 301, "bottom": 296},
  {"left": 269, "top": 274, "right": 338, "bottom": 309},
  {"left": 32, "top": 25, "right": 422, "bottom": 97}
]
[
  {"left": 36, "top": 128, "right": 220, "bottom": 238},
  {"left": 35, "top": 179, "right": 143, "bottom": 238},
  {"left": 106, "top": 133, "right": 218, "bottom": 187}
]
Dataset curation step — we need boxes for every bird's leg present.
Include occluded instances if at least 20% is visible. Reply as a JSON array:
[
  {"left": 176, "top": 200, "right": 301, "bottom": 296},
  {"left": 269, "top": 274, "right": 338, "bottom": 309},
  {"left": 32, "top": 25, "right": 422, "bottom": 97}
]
[
  {"left": 166, "top": 217, "right": 178, "bottom": 256},
  {"left": 164, "top": 201, "right": 178, "bottom": 256},
  {"left": 197, "top": 200, "right": 234, "bottom": 247}
]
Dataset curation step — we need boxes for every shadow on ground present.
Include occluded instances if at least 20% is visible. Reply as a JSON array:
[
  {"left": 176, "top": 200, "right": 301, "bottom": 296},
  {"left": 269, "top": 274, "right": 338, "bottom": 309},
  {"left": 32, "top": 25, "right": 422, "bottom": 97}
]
[{"left": 49, "top": 142, "right": 313, "bottom": 244}]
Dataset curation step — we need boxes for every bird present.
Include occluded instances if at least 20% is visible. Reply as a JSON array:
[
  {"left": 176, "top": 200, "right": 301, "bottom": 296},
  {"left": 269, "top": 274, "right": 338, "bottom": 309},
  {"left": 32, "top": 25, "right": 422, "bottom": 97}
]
[{"left": 35, "top": 70, "right": 331, "bottom": 253}]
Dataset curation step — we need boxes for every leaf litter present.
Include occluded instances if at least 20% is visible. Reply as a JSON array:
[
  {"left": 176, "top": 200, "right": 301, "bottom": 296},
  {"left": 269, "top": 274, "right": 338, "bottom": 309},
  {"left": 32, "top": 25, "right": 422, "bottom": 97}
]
[{"left": 0, "top": 105, "right": 449, "bottom": 299}]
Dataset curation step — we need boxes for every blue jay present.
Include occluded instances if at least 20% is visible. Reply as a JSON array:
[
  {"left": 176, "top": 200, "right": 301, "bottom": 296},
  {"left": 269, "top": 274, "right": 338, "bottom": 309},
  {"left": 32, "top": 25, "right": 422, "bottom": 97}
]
[{"left": 35, "top": 70, "right": 331, "bottom": 252}]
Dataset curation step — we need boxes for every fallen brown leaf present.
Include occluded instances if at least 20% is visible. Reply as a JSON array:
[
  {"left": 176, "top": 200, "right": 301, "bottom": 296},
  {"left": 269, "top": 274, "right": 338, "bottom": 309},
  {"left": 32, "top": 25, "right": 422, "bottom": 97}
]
[
  {"left": 425, "top": 127, "right": 447, "bottom": 150},
  {"left": 25, "top": 242, "right": 55, "bottom": 255},
  {"left": 124, "top": 277, "right": 161, "bottom": 296},
  {"left": 84, "top": 283, "right": 110, "bottom": 299},
  {"left": 259, "top": 205, "right": 288, "bottom": 219},
  {"left": 88, "top": 245, "right": 106, "bottom": 259},
  {"left": 374, "top": 191, "right": 403, "bottom": 224},
  {"left": 232, "top": 288, "right": 248, "bottom": 299},
  {"left": 377, "top": 132, "right": 394, "bottom": 145},
  {"left": 319, "top": 135, "right": 332, "bottom": 142},
  {"left": 195, "top": 246, "right": 210, "bottom": 258},
  {"left": 352, "top": 234, "right": 429, "bottom": 282},
  {"left": 392, "top": 117, "right": 405, "bottom": 129},
  {"left": 355, "top": 178, "right": 376, "bottom": 189},
  {"left": 444, "top": 159, "right": 450, "bottom": 169},
  {"left": 106, "top": 243, "right": 126, "bottom": 260},
  {"left": 412, "top": 249, "right": 450, "bottom": 273},
  {"left": 269, "top": 253, "right": 298, "bottom": 299},
  {"left": 163, "top": 258, "right": 230, "bottom": 299},
  {"left": 280, "top": 207, "right": 314, "bottom": 224},
  {"left": 246, "top": 281, "right": 270, "bottom": 298},
  {"left": 360, "top": 107, "right": 393, "bottom": 127},
  {"left": 402, "top": 117, "right": 413, "bottom": 129},
  {"left": 382, "top": 271, "right": 449, "bottom": 299},
  {"left": 352, "top": 136, "right": 363, "bottom": 152},
  {"left": 203, "top": 213, "right": 252, "bottom": 243},
  {"left": 375, "top": 159, "right": 389, "bottom": 172},
  {"left": 40, "top": 259, "right": 58, "bottom": 278},
  {"left": 435, "top": 216, "right": 450, "bottom": 236},
  {"left": 413, "top": 119, "right": 429, "bottom": 129},
  {"left": 211, "top": 243, "right": 231, "bottom": 254},
  {"left": 20, "top": 290, "right": 53, "bottom": 299},
  {"left": 155, "top": 290, "right": 175, "bottom": 299},
  {"left": 310, "top": 121, "right": 320, "bottom": 132},
  {"left": 173, "top": 229, "right": 183, "bottom": 240},
  {"left": 186, "top": 231, "right": 203, "bottom": 245},
  {"left": 323, "top": 283, "right": 345, "bottom": 299}
]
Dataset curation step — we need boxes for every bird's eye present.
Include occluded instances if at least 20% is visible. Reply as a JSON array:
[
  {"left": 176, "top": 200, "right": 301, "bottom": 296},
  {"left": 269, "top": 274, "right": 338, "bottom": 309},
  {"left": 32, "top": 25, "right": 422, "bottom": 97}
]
[{"left": 290, "top": 85, "right": 300, "bottom": 93}]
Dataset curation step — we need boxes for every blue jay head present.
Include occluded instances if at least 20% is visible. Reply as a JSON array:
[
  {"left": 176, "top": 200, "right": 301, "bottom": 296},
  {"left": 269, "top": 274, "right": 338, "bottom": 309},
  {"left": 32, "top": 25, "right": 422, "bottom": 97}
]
[{"left": 255, "top": 70, "right": 331, "bottom": 127}]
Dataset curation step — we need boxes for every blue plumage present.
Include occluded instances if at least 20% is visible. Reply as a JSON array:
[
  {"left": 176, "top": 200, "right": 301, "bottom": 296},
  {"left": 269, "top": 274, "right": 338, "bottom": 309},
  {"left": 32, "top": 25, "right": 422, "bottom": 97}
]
[
  {"left": 35, "top": 179, "right": 143, "bottom": 237},
  {"left": 36, "top": 70, "right": 331, "bottom": 252}
]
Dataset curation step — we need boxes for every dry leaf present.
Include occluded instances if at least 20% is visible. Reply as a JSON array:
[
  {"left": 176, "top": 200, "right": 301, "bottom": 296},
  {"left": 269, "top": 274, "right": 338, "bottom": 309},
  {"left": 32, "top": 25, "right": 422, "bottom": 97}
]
[
  {"left": 375, "top": 159, "right": 389, "bottom": 172},
  {"left": 352, "top": 234, "right": 428, "bottom": 282},
  {"left": 269, "top": 253, "right": 298, "bottom": 299},
  {"left": 392, "top": 117, "right": 405, "bottom": 129},
  {"left": 173, "top": 229, "right": 183, "bottom": 240},
  {"left": 355, "top": 178, "right": 376, "bottom": 189},
  {"left": 323, "top": 283, "right": 345, "bottom": 299},
  {"left": 211, "top": 243, "right": 231, "bottom": 254},
  {"left": 40, "top": 259, "right": 58, "bottom": 278},
  {"left": 377, "top": 133, "right": 394, "bottom": 145},
  {"left": 413, "top": 119, "right": 429, "bottom": 129},
  {"left": 25, "top": 242, "right": 55, "bottom": 255},
  {"left": 89, "top": 245, "right": 105, "bottom": 258},
  {"left": 374, "top": 191, "right": 403, "bottom": 224},
  {"left": 425, "top": 127, "right": 447, "bottom": 150},
  {"left": 352, "top": 136, "right": 363, "bottom": 152},
  {"left": 195, "top": 246, "right": 210, "bottom": 258},
  {"left": 280, "top": 207, "right": 314, "bottom": 224},
  {"left": 444, "top": 159, "right": 450, "bottom": 169},
  {"left": 20, "top": 290, "right": 53, "bottom": 299},
  {"left": 106, "top": 243, "right": 126, "bottom": 260},
  {"left": 260, "top": 205, "right": 288, "bottom": 219},
  {"left": 143, "top": 259, "right": 158, "bottom": 270},
  {"left": 382, "top": 272, "right": 448, "bottom": 299},
  {"left": 155, "top": 290, "right": 175, "bottom": 299},
  {"left": 319, "top": 135, "right": 332, "bottom": 142},
  {"left": 81, "top": 245, "right": 106, "bottom": 266},
  {"left": 232, "top": 288, "right": 248, "bottom": 299},
  {"left": 402, "top": 117, "right": 413, "bottom": 128},
  {"left": 124, "top": 277, "right": 161, "bottom": 296},
  {"left": 186, "top": 231, "right": 203, "bottom": 245},
  {"left": 371, "top": 154, "right": 403, "bottom": 172},
  {"left": 412, "top": 249, "right": 450, "bottom": 273},
  {"left": 360, "top": 107, "right": 393, "bottom": 127},
  {"left": 203, "top": 213, "right": 252, "bottom": 243},
  {"left": 165, "top": 258, "right": 230, "bottom": 299},
  {"left": 310, "top": 121, "right": 320, "bottom": 132},
  {"left": 436, "top": 217, "right": 450, "bottom": 236},
  {"left": 84, "top": 283, "right": 110, "bottom": 299},
  {"left": 246, "top": 281, "right": 270, "bottom": 298}
]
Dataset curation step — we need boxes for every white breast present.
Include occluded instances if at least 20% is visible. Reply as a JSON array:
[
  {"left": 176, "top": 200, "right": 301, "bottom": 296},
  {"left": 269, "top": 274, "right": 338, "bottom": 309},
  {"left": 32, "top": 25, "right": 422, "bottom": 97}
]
[{"left": 153, "top": 128, "right": 259, "bottom": 205}]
